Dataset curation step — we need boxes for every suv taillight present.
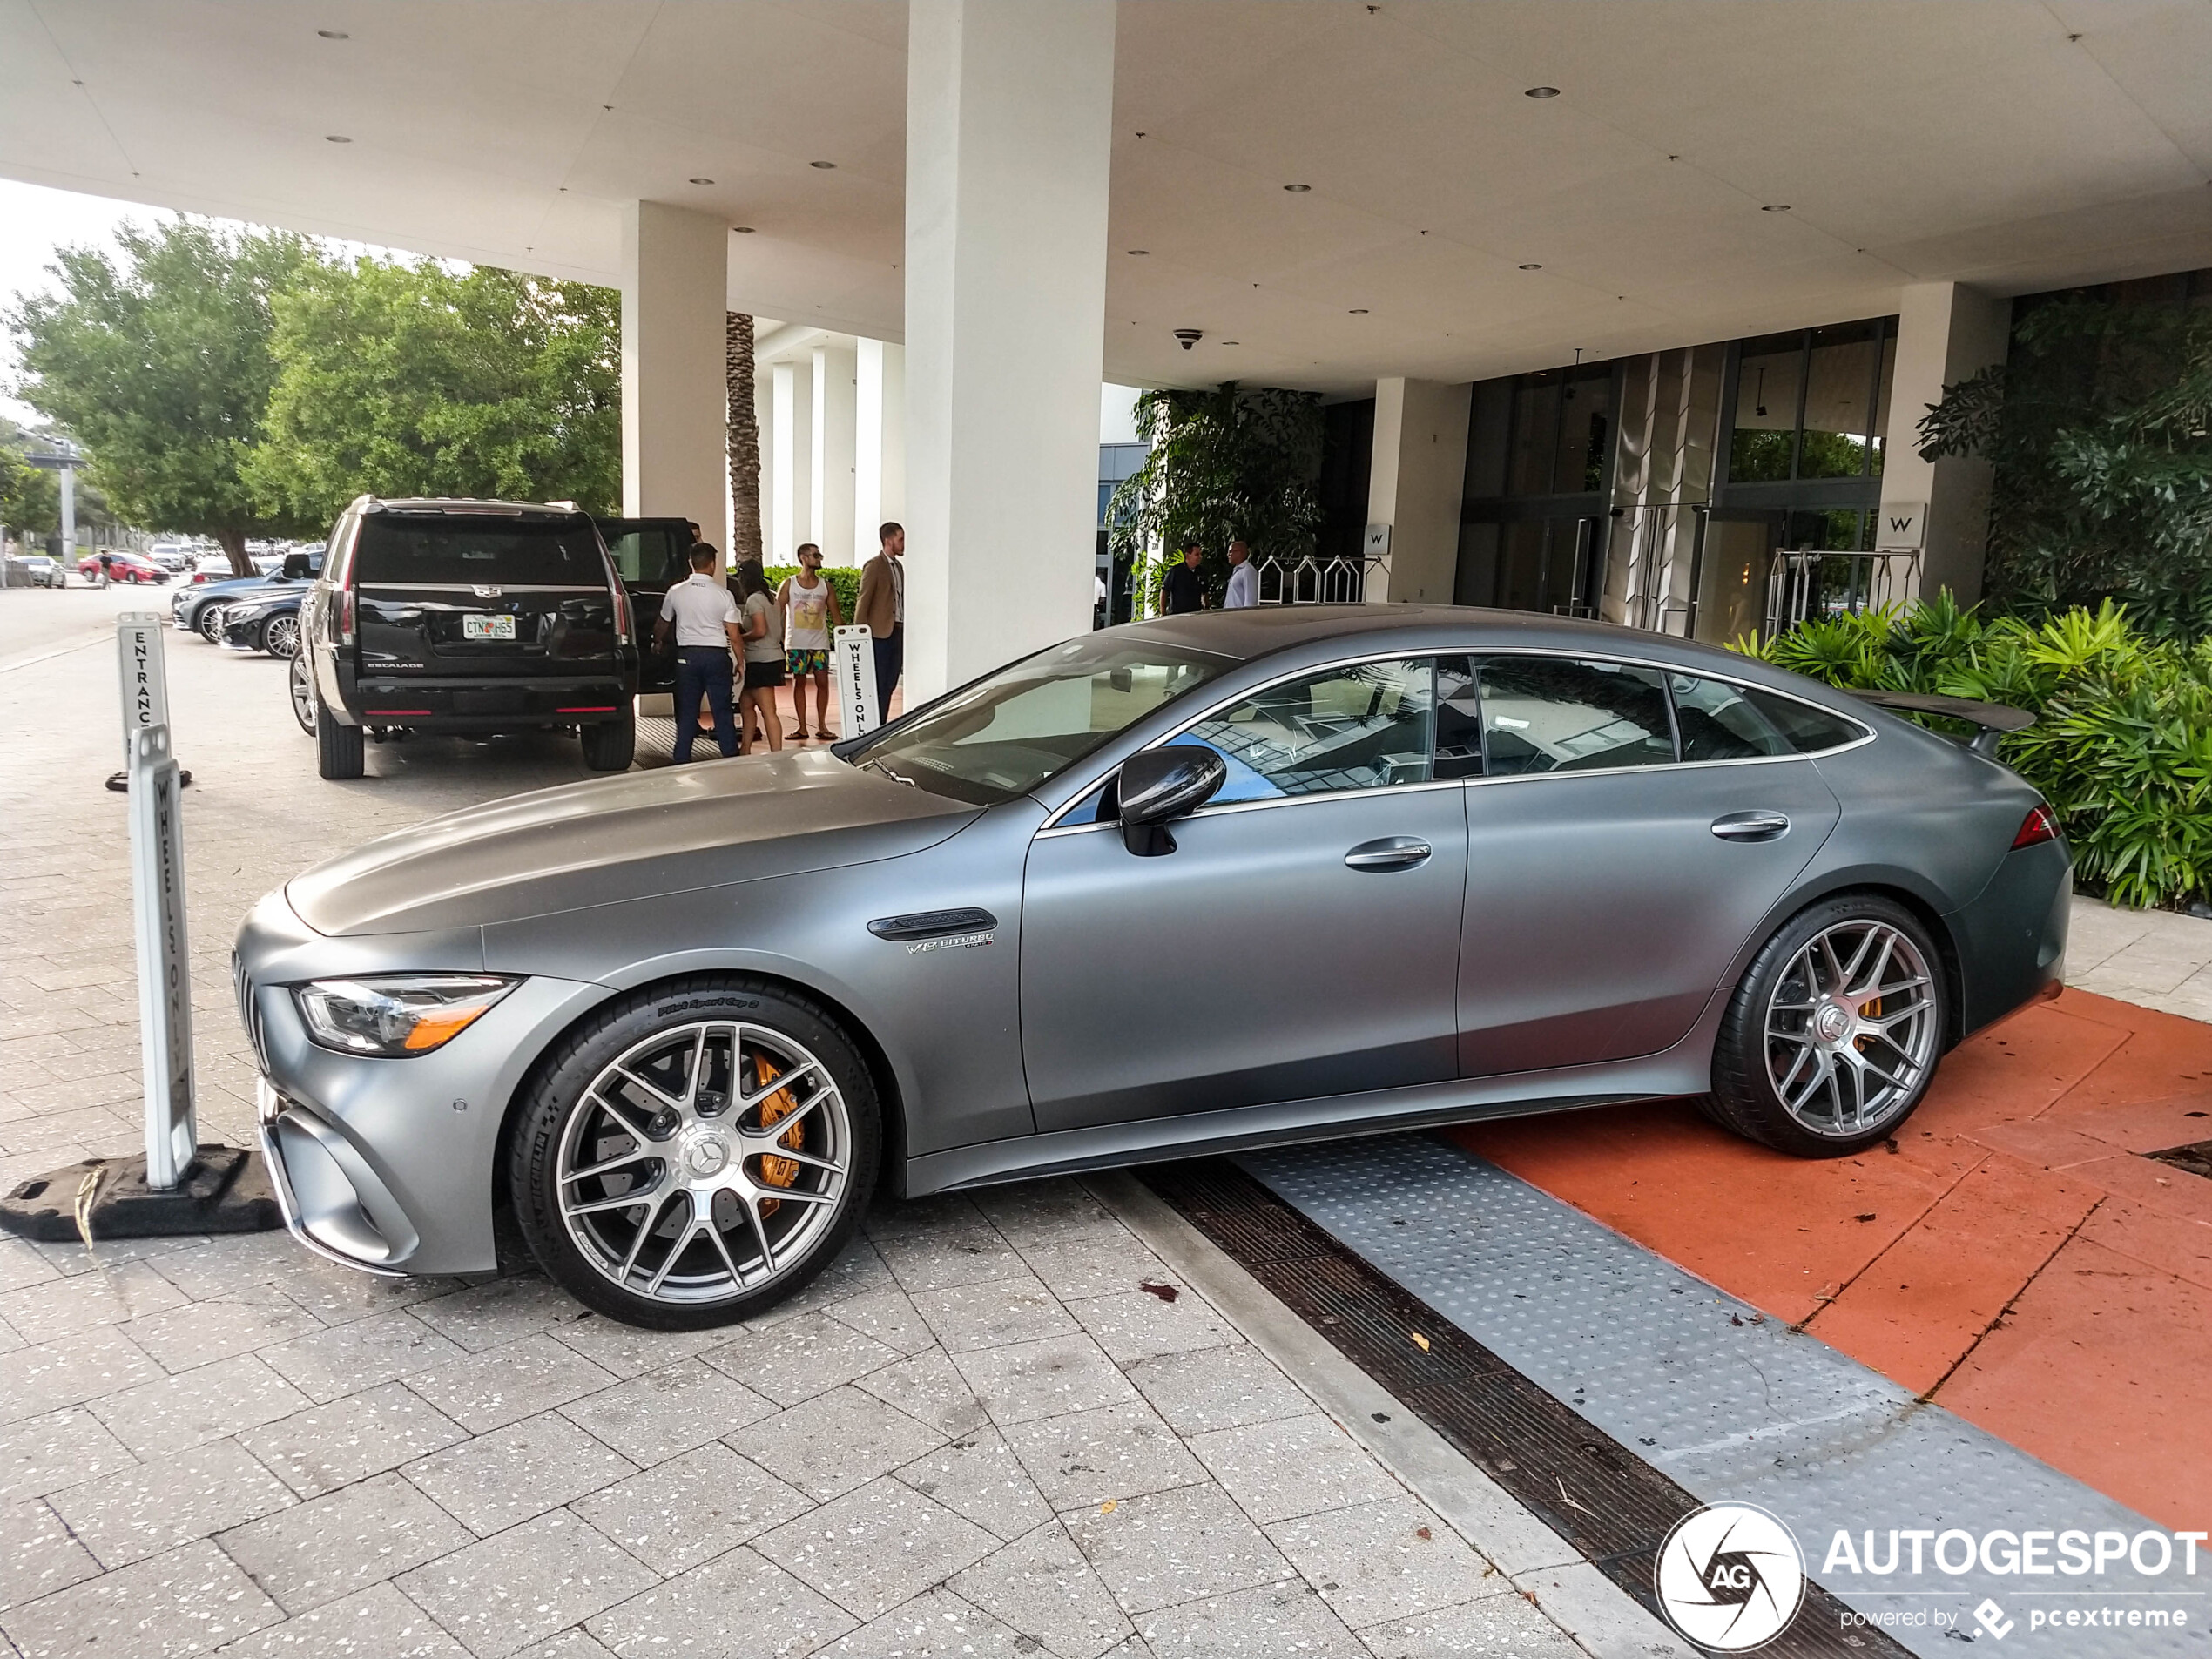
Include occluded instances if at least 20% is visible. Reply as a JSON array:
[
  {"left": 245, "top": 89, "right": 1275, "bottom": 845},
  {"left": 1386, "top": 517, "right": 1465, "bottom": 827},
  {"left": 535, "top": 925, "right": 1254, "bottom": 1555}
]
[
  {"left": 611, "top": 580, "right": 633, "bottom": 646},
  {"left": 2012, "top": 805, "right": 2060, "bottom": 849},
  {"left": 337, "top": 584, "right": 355, "bottom": 646}
]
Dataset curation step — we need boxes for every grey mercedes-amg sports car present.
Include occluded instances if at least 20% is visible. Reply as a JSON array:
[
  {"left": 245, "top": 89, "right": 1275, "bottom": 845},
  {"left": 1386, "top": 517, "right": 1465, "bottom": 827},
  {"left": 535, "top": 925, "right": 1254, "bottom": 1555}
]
[{"left": 235, "top": 605, "right": 2070, "bottom": 1327}]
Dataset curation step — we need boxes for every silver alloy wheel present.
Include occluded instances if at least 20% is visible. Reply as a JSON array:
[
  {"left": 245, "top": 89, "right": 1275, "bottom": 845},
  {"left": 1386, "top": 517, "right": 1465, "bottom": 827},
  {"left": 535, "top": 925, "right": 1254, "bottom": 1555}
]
[
  {"left": 265, "top": 614, "right": 300, "bottom": 658},
  {"left": 199, "top": 604, "right": 226, "bottom": 642},
  {"left": 556, "top": 1019, "right": 851, "bottom": 1306},
  {"left": 288, "top": 651, "right": 316, "bottom": 734},
  {"left": 1764, "top": 919, "right": 1939, "bottom": 1137}
]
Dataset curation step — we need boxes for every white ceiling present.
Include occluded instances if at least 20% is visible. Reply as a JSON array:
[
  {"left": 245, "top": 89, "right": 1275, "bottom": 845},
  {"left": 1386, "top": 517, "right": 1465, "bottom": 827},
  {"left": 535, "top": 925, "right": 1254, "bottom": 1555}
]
[{"left": 5, "top": 0, "right": 2211, "bottom": 395}]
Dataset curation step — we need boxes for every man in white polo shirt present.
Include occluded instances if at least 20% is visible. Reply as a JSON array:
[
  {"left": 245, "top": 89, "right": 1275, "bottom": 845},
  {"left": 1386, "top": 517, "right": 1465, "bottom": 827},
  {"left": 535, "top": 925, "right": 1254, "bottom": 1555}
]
[{"left": 654, "top": 543, "right": 744, "bottom": 761}]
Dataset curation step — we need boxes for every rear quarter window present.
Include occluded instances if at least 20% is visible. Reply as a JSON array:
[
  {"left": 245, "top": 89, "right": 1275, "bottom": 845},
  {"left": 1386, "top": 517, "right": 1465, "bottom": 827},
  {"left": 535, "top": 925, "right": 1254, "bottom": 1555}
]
[
  {"left": 354, "top": 520, "right": 609, "bottom": 587},
  {"left": 1741, "top": 687, "right": 1868, "bottom": 754}
]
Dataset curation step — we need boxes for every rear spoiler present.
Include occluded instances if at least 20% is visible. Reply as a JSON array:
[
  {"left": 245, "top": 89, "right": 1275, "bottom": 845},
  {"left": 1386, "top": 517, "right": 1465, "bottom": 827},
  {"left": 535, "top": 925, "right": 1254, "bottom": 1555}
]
[{"left": 1846, "top": 691, "right": 2034, "bottom": 757}]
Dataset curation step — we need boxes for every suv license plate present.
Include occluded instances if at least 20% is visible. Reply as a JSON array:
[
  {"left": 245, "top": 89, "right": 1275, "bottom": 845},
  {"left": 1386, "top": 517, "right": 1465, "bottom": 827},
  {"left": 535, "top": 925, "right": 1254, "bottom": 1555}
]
[{"left": 462, "top": 613, "right": 516, "bottom": 641}]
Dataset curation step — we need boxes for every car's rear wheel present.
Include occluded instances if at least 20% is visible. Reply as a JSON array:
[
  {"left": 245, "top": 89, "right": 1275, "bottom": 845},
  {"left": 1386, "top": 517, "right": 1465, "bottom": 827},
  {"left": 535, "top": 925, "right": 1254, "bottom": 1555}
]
[
  {"left": 315, "top": 696, "right": 365, "bottom": 779},
  {"left": 580, "top": 710, "right": 636, "bottom": 772},
  {"left": 288, "top": 653, "right": 316, "bottom": 735},
  {"left": 263, "top": 614, "right": 300, "bottom": 658},
  {"left": 1707, "top": 894, "right": 1947, "bottom": 1157},
  {"left": 198, "top": 605, "right": 225, "bottom": 643},
  {"left": 512, "top": 978, "right": 880, "bottom": 1329}
]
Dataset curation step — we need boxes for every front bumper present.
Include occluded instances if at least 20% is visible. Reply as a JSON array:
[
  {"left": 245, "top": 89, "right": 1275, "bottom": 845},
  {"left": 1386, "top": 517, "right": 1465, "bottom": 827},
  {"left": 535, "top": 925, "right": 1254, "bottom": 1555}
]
[{"left": 235, "top": 888, "right": 609, "bottom": 1276}]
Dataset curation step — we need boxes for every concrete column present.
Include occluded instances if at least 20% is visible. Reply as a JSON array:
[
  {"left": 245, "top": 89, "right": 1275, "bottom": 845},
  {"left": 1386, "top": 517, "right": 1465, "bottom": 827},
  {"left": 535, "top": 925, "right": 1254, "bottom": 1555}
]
[
  {"left": 1366, "top": 378, "right": 1472, "bottom": 604},
  {"left": 813, "top": 343, "right": 859, "bottom": 571},
  {"left": 1880, "top": 281, "right": 2009, "bottom": 605},
  {"left": 856, "top": 339, "right": 907, "bottom": 567},
  {"left": 620, "top": 202, "right": 728, "bottom": 542},
  {"left": 904, "top": 0, "right": 1116, "bottom": 698},
  {"left": 770, "top": 360, "right": 813, "bottom": 563}
]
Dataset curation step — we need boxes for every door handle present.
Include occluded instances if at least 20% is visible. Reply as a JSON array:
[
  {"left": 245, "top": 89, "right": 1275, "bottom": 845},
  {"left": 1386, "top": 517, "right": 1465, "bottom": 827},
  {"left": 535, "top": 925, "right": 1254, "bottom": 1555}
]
[
  {"left": 1345, "top": 837, "right": 1432, "bottom": 871},
  {"left": 1710, "top": 810, "right": 1791, "bottom": 843}
]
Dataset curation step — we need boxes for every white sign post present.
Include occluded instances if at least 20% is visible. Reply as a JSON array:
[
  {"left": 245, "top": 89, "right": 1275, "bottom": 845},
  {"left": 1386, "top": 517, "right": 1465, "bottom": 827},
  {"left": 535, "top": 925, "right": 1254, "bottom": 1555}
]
[
  {"left": 830, "top": 624, "right": 881, "bottom": 740},
  {"left": 116, "top": 611, "right": 172, "bottom": 769},
  {"left": 129, "top": 721, "right": 196, "bottom": 1190}
]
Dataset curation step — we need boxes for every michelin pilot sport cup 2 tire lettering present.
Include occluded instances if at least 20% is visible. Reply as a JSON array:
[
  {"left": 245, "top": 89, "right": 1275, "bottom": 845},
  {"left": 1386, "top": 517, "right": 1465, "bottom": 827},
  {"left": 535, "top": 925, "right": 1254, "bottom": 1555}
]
[
  {"left": 1707, "top": 892, "right": 1948, "bottom": 1157},
  {"left": 510, "top": 976, "right": 880, "bottom": 1330}
]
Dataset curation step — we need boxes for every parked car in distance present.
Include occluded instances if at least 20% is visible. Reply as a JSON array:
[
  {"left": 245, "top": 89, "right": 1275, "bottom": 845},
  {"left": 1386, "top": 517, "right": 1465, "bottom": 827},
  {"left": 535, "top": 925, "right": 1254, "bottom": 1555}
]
[
  {"left": 238, "top": 605, "right": 2071, "bottom": 1328},
  {"left": 218, "top": 587, "right": 304, "bottom": 658},
  {"left": 145, "top": 543, "right": 194, "bottom": 573},
  {"left": 6, "top": 554, "right": 64, "bottom": 588},
  {"left": 173, "top": 550, "right": 322, "bottom": 640},
  {"left": 78, "top": 550, "right": 168, "bottom": 584},
  {"left": 298, "top": 496, "right": 638, "bottom": 780}
]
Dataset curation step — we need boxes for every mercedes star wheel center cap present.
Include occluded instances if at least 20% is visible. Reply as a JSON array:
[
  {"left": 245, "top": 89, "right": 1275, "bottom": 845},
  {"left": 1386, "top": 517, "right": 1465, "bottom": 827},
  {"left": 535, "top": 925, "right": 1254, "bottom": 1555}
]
[
  {"left": 681, "top": 1129, "right": 731, "bottom": 1178},
  {"left": 1814, "top": 1002, "right": 1854, "bottom": 1044}
]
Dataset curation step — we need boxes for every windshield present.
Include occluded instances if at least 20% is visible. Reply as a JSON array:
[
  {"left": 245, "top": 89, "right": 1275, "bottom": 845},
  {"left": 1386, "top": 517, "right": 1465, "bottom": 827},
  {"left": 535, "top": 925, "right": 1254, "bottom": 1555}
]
[{"left": 846, "top": 634, "right": 1235, "bottom": 804}]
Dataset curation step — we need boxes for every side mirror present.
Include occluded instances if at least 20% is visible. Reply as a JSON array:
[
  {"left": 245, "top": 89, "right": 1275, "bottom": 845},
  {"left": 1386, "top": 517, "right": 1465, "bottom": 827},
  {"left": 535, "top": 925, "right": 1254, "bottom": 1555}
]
[
  {"left": 281, "top": 553, "right": 310, "bottom": 579},
  {"left": 1116, "top": 747, "right": 1225, "bottom": 857}
]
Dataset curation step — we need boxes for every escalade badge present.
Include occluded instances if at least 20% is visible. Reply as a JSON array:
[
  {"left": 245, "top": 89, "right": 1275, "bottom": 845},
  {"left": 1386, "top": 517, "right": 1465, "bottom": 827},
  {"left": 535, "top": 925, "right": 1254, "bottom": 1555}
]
[{"left": 473, "top": 584, "right": 502, "bottom": 599}]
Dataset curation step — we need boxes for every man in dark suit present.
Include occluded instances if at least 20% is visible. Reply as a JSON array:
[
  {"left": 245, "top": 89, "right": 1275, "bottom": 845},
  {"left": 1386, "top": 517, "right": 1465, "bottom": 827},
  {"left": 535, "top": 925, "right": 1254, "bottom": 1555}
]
[{"left": 854, "top": 521, "right": 905, "bottom": 723}]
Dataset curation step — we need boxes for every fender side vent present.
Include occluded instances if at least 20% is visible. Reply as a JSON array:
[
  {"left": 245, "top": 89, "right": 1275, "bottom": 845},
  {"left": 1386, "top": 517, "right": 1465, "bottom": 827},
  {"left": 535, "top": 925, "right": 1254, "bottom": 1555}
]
[{"left": 868, "top": 907, "right": 997, "bottom": 941}]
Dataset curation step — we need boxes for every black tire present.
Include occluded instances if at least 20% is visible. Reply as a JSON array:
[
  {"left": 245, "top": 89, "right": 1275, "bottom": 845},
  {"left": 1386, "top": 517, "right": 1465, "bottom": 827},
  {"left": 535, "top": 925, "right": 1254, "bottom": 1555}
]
[
  {"left": 510, "top": 976, "right": 881, "bottom": 1329},
  {"left": 315, "top": 696, "right": 365, "bottom": 779},
  {"left": 581, "top": 710, "right": 636, "bottom": 772},
  {"left": 1709, "top": 893, "right": 1949, "bottom": 1157}
]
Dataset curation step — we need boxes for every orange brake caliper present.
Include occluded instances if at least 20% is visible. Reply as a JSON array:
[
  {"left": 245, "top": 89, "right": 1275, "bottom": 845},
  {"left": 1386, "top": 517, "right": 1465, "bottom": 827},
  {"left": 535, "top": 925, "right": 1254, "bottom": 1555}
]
[{"left": 752, "top": 1055, "right": 806, "bottom": 1217}]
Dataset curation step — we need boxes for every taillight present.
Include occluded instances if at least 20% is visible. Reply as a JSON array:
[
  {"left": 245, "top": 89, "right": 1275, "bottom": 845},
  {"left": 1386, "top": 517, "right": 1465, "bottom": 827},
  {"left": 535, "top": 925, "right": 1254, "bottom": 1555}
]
[
  {"left": 2012, "top": 805, "right": 2060, "bottom": 849},
  {"left": 611, "top": 582, "right": 633, "bottom": 645},
  {"left": 337, "top": 586, "right": 355, "bottom": 646}
]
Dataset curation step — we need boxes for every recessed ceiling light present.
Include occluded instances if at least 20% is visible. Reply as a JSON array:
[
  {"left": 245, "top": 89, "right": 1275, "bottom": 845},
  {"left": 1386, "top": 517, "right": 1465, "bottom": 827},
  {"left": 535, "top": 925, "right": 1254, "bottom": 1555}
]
[
  {"left": 1126, "top": 249, "right": 1149, "bottom": 256},
  {"left": 689, "top": 177, "right": 713, "bottom": 185},
  {"left": 1518, "top": 262, "right": 1542, "bottom": 270},
  {"left": 1348, "top": 308, "right": 1369, "bottom": 314},
  {"left": 316, "top": 29, "right": 348, "bottom": 38},
  {"left": 732, "top": 226, "right": 755, "bottom": 233},
  {"left": 1524, "top": 86, "right": 1560, "bottom": 98},
  {"left": 809, "top": 160, "right": 836, "bottom": 170},
  {"left": 324, "top": 134, "right": 351, "bottom": 144},
  {"left": 1221, "top": 341, "right": 1239, "bottom": 347},
  {"left": 1761, "top": 203, "right": 1791, "bottom": 212},
  {"left": 1283, "top": 183, "right": 1311, "bottom": 192}
]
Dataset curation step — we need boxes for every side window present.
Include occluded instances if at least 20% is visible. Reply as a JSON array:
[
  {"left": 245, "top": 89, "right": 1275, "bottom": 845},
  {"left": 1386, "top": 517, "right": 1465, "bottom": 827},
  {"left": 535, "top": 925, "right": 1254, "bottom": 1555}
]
[
  {"left": 1435, "top": 657, "right": 1484, "bottom": 779},
  {"left": 1741, "top": 688, "right": 1869, "bottom": 755},
  {"left": 1476, "top": 657, "right": 1674, "bottom": 774},
  {"left": 1179, "top": 658, "right": 1435, "bottom": 799},
  {"left": 1669, "top": 673, "right": 1791, "bottom": 761}
]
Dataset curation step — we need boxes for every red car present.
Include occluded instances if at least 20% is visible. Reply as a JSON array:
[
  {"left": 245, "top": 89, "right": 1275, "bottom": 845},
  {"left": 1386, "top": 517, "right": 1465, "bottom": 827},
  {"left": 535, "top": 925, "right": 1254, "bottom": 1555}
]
[{"left": 78, "top": 551, "right": 169, "bottom": 584}]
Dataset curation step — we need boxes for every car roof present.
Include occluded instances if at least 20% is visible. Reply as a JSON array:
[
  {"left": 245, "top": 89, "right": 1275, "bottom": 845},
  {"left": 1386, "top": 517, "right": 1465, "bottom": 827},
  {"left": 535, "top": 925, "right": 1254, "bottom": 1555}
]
[{"left": 355, "top": 495, "right": 587, "bottom": 519}]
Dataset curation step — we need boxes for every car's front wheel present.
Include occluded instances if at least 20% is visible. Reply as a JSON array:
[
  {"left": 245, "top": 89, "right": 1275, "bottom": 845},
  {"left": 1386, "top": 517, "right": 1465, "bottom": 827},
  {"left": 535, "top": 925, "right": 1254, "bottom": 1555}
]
[
  {"left": 263, "top": 614, "right": 300, "bottom": 658},
  {"left": 1706, "top": 894, "right": 1948, "bottom": 1157},
  {"left": 511, "top": 977, "right": 880, "bottom": 1329},
  {"left": 288, "top": 653, "right": 316, "bottom": 735},
  {"left": 198, "top": 605, "right": 226, "bottom": 644}
]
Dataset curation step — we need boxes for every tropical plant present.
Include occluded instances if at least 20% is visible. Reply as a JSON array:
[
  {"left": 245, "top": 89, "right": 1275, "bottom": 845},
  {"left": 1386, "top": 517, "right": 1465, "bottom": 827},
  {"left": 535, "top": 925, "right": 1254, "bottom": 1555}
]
[
  {"left": 1917, "top": 294, "right": 2212, "bottom": 639},
  {"left": 1108, "top": 382, "right": 1324, "bottom": 608},
  {"left": 248, "top": 257, "right": 620, "bottom": 523},
  {"left": 726, "top": 312, "right": 762, "bottom": 565},
  {"left": 6, "top": 219, "right": 320, "bottom": 573},
  {"left": 1735, "top": 594, "right": 2212, "bottom": 910}
]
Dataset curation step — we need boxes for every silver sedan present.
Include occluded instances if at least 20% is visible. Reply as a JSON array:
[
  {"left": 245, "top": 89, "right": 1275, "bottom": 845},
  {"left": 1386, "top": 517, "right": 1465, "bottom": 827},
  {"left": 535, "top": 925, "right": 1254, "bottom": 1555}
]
[{"left": 235, "top": 607, "right": 2070, "bottom": 1328}]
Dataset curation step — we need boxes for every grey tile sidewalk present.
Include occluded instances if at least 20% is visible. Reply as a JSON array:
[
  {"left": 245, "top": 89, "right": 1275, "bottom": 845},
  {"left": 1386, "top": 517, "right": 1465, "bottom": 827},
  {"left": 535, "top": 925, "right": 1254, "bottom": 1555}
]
[{"left": 2065, "top": 894, "right": 2212, "bottom": 1023}]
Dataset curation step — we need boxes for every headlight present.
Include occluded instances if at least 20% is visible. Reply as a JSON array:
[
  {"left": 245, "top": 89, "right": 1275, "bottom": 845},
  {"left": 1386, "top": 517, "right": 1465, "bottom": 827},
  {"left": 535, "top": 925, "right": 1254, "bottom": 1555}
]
[{"left": 294, "top": 975, "right": 518, "bottom": 1057}]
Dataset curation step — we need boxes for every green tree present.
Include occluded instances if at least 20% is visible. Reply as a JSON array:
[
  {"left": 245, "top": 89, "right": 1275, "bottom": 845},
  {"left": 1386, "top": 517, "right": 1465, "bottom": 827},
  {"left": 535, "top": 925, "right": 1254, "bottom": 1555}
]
[
  {"left": 1918, "top": 295, "right": 2212, "bottom": 639},
  {"left": 7, "top": 219, "right": 317, "bottom": 575},
  {"left": 248, "top": 259, "right": 619, "bottom": 523},
  {"left": 1109, "top": 382, "right": 1324, "bottom": 606},
  {"left": 0, "top": 423, "right": 59, "bottom": 541}
]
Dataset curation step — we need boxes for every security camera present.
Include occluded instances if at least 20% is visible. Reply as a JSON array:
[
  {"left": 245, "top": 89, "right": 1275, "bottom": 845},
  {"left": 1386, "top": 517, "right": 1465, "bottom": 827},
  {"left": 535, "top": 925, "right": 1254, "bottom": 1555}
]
[{"left": 1174, "top": 328, "right": 1203, "bottom": 350}]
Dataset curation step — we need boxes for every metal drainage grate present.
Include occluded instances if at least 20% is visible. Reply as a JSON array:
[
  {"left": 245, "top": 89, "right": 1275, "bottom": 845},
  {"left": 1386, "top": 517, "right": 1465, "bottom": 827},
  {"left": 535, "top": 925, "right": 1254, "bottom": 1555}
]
[{"left": 1140, "top": 1157, "right": 1908, "bottom": 1659}]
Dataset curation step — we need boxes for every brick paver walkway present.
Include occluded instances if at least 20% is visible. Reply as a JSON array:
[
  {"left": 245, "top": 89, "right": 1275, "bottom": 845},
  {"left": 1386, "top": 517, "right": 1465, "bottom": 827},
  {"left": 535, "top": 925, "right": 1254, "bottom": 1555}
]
[{"left": 0, "top": 587, "right": 1590, "bottom": 1659}]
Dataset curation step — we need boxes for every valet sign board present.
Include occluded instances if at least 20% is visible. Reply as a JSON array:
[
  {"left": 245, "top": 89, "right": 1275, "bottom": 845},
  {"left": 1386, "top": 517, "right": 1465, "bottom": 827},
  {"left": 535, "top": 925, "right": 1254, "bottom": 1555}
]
[
  {"left": 116, "top": 616, "right": 196, "bottom": 1190},
  {"left": 830, "top": 624, "right": 880, "bottom": 739}
]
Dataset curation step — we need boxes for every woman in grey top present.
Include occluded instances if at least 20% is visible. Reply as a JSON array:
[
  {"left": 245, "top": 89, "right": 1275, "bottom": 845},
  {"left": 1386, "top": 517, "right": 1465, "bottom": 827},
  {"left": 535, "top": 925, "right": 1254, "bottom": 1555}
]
[{"left": 731, "top": 558, "right": 786, "bottom": 753}]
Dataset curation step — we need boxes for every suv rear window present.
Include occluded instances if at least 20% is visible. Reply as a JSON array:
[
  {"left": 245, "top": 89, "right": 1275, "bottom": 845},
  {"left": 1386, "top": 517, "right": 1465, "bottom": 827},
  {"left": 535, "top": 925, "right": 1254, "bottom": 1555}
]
[{"left": 354, "top": 518, "right": 608, "bottom": 586}]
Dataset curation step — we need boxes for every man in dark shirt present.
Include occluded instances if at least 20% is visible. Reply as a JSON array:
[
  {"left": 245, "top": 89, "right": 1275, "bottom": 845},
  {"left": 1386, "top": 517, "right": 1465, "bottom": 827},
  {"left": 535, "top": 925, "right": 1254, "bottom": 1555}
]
[{"left": 1162, "top": 542, "right": 1204, "bottom": 614}]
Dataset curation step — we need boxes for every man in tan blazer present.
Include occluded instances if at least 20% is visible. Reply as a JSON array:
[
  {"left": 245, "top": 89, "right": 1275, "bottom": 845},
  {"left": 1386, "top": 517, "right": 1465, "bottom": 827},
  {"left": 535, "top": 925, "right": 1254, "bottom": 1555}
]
[{"left": 854, "top": 521, "right": 905, "bottom": 722}]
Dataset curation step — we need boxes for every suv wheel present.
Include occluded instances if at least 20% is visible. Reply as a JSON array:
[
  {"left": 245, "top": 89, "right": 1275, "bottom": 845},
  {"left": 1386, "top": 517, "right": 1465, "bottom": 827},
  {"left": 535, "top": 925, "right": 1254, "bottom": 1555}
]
[
  {"left": 511, "top": 977, "right": 880, "bottom": 1329},
  {"left": 581, "top": 710, "right": 636, "bottom": 772},
  {"left": 288, "top": 653, "right": 317, "bottom": 736},
  {"left": 315, "top": 695, "right": 365, "bottom": 779},
  {"left": 1706, "top": 894, "right": 1948, "bottom": 1157},
  {"left": 263, "top": 614, "right": 301, "bottom": 658}
]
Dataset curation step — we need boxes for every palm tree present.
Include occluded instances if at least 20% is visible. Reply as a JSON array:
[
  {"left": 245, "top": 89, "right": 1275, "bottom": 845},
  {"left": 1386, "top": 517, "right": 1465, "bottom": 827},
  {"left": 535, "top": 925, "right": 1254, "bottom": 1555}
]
[{"left": 725, "top": 313, "right": 762, "bottom": 565}]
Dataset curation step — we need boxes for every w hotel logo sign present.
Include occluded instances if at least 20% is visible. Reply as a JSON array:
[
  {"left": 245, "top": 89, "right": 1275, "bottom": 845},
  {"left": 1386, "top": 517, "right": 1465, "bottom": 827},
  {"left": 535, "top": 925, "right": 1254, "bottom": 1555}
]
[{"left": 1877, "top": 502, "right": 1927, "bottom": 550}]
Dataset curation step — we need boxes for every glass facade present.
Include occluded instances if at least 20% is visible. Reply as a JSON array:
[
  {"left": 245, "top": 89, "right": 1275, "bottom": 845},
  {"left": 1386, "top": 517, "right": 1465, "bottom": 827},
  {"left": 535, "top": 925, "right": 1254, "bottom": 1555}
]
[{"left": 1457, "top": 363, "right": 1614, "bottom": 617}]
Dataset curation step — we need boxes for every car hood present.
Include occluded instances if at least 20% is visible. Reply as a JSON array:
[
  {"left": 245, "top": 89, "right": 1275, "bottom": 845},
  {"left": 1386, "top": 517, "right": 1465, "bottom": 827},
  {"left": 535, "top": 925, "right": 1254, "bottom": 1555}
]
[{"left": 286, "top": 750, "right": 981, "bottom": 936}]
